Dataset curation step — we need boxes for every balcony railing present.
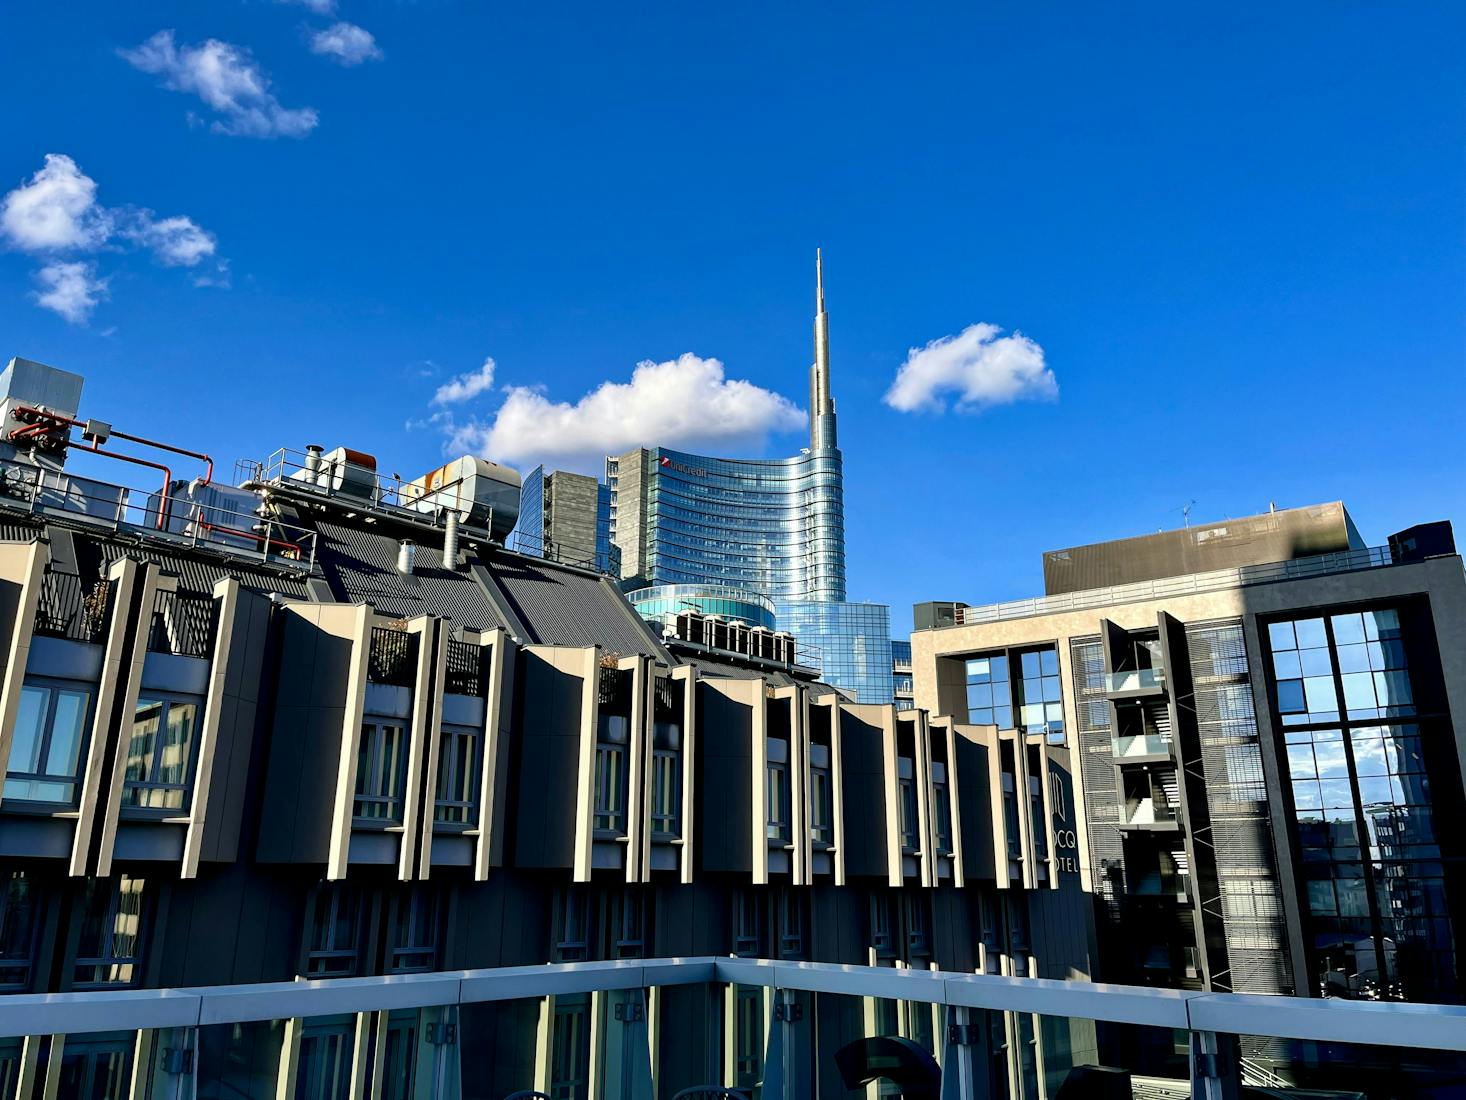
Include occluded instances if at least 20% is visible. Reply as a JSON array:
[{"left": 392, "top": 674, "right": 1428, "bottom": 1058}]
[
  {"left": 368, "top": 626, "right": 417, "bottom": 686},
  {"left": 444, "top": 639, "right": 484, "bottom": 697},
  {"left": 32, "top": 570, "right": 111, "bottom": 645},
  {"left": 147, "top": 588, "right": 216, "bottom": 659},
  {"left": 1104, "top": 667, "right": 1166, "bottom": 694},
  {"left": 1113, "top": 731, "right": 1172, "bottom": 760},
  {"left": 2, "top": 957, "right": 1463, "bottom": 1098},
  {"left": 954, "top": 543, "right": 1408, "bottom": 627}
]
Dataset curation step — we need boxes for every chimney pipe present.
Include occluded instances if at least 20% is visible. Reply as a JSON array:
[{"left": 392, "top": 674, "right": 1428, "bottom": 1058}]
[
  {"left": 397, "top": 539, "right": 416, "bottom": 575},
  {"left": 443, "top": 510, "right": 460, "bottom": 571},
  {"left": 304, "top": 444, "right": 324, "bottom": 479}
]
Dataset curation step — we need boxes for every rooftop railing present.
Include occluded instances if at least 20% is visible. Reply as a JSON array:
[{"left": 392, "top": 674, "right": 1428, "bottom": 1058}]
[
  {"left": 32, "top": 569, "right": 111, "bottom": 645},
  {"left": 368, "top": 625, "right": 418, "bottom": 687},
  {"left": 0, "top": 456, "right": 316, "bottom": 571},
  {"left": 0, "top": 957, "right": 1462, "bottom": 1098},
  {"left": 954, "top": 544, "right": 1409, "bottom": 627}
]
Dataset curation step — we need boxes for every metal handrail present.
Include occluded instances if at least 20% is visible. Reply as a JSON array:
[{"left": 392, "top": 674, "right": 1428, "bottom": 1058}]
[
  {"left": 954, "top": 544, "right": 1412, "bottom": 627},
  {"left": 0, "top": 457, "right": 316, "bottom": 571},
  {"left": 3, "top": 957, "right": 1463, "bottom": 1051}
]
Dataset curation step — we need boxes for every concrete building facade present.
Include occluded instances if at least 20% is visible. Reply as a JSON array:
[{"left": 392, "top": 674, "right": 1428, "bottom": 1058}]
[{"left": 913, "top": 508, "right": 1466, "bottom": 1019}]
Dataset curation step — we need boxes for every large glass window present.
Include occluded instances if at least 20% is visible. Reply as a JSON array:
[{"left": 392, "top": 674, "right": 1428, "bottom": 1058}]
[
  {"left": 433, "top": 723, "right": 479, "bottom": 826},
  {"left": 964, "top": 655, "right": 1011, "bottom": 728},
  {"left": 122, "top": 695, "right": 200, "bottom": 811},
  {"left": 897, "top": 756, "right": 920, "bottom": 852},
  {"left": 74, "top": 876, "right": 145, "bottom": 988},
  {"left": 1269, "top": 606, "right": 1457, "bottom": 1001},
  {"left": 593, "top": 713, "right": 628, "bottom": 836},
  {"left": 932, "top": 764, "right": 953, "bottom": 854},
  {"left": 4, "top": 681, "right": 90, "bottom": 804},
  {"left": 355, "top": 720, "right": 408, "bottom": 823},
  {"left": 1017, "top": 648, "right": 1065, "bottom": 742},
  {"left": 553, "top": 888, "right": 590, "bottom": 963}
]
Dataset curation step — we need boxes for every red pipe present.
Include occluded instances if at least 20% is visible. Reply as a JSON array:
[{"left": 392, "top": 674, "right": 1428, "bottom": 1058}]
[
  {"left": 10, "top": 406, "right": 213, "bottom": 487},
  {"left": 67, "top": 440, "right": 173, "bottom": 529}
]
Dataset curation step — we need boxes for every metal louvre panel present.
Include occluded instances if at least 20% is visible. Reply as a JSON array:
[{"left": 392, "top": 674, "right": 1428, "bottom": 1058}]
[
  {"left": 1186, "top": 620, "right": 1294, "bottom": 995},
  {"left": 89, "top": 532, "right": 312, "bottom": 597},
  {"left": 1071, "top": 637, "right": 1125, "bottom": 903}
]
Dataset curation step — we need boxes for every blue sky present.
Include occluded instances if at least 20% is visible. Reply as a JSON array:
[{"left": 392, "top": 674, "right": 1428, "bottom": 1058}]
[{"left": 2, "top": 2, "right": 1464, "bottom": 628}]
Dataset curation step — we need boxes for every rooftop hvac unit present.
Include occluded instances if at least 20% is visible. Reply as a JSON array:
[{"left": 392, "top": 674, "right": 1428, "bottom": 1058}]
[
  {"left": 401, "top": 456, "right": 522, "bottom": 541},
  {"left": 288, "top": 446, "right": 378, "bottom": 500}
]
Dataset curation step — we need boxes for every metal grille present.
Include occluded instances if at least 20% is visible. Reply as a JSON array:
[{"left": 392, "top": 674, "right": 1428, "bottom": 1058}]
[
  {"left": 368, "top": 626, "right": 417, "bottom": 687},
  {"left": 1071, "top": 637, "right": 1125, "bottom": 904},
  {"left": 33, "top": 570, "right": 110, "bottom": 644},
  {"left": 1186, "top": 619, "right": 1294, "bottom": 995},
  {"left": 148, "top": 588, "right": 216, "bottom": 658},
  {"left": 444, "top": 639, "right": 484, "bottom": 697}
]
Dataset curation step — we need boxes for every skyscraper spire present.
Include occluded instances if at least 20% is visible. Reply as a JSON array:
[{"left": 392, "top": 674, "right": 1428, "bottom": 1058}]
[{"left": 810, "top": 248, "right": 836, "bottom": 450}]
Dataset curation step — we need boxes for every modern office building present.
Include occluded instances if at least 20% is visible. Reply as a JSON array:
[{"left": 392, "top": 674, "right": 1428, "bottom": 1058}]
[
  {"left": 508, "top": 465, "right": 619, "bottom": 576},
  {"left": 0, "top": 355, "right": 1097, "bottom": 1099},
  {"left": 608, "top": 255, "right": 893, "bottom": 702},
  {"left": 913, "top": 503, "right": 1466, "bottom": 1019}
]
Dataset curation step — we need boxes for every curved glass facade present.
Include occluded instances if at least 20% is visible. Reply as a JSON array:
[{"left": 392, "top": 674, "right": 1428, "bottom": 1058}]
[
  {"left": 628, "top": 584, "right": 777, "bottom": 630},
  {"left": 614, "top": 446, "right": 845, "bottom": 603}
]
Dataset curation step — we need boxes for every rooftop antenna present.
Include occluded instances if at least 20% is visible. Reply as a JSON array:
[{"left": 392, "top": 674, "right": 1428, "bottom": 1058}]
[{"left": 1183, "top": 500, "right": 1196, "bottom": 529}]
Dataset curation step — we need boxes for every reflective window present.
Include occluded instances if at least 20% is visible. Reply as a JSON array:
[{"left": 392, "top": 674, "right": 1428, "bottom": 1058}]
[
  {"left": 122, "top": 695, "right": 200, "bottom": 811},
  {"left": 594, "top": 714, "right": 628, "bottom": 835},
  {"left": 1269, "top": 607, "right": 1456, "bottom": 1000},
  {"left": 387, "top": 886, "right": 442, "bottom": 973},
  {"left": 4, "top": 681, "right": 90, "bottom": 804},
  {"left": 965, "top": 654, "right": 1012, "bottom": 728},
  {"left": 74, "top": 876, "right": 145, "bottom": 988},
  {"left": 1018, "top": 648, "right": 1065, "bottom": 742}
]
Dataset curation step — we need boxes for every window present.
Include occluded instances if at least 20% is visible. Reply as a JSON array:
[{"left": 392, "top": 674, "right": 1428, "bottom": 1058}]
[
  {"left": 766, "top": 738, "right": 791, "bottom": 843},
  {"left": 387, "top": 887, "right": 442, "bottom": 973},
  {"left": 870, "top": 892, "right": 896, "bottom": 960},
  {"left": 733, "top": 985, "right": 763, "bottom": 1082},
  {"left": 777, "top": 888, "right": 807, "bottom": 959},
  {"left": 433, "top": 723, "right": 479, "bottom": 826},
  {"left": 0, "top": 871, "right": 39, "bottom": 990},
  {"left": 1017, "top": 648, "right": 1065, "bottom": 742},
  {"left": 553, "top": 888, "right": 590, "bottom": 962},
  {"left": 296, "top": 1019, "right": 353, "bottom": 1100},
  {"left": 604, "top": 888, "right": 647, "bottom": 959},
  {"left": 122, "top": 695, "right": 200, "bottom": 811},
  {"left": 904, "top": 893, "right": 931, "bottom": 960},
  {"left": 964, "top": 654, "right": 1011, "bottom": 728},
  {"left": 897, "top": 756, "right": 920, "bottom": 852},
  {"left": 355, "top": 720, "right": 408, "bottom": 822},
  {"left": 593, "top": 743, "right": 627, "bottom": 835},
  {"left": 305, "top": 883, "right": 361, "bottom": 978},
  {"left": 4, "top": 681, "right": 90, "bottom": 804},
  {"left": 74, "top": 876, "right": 145, "bottom": 988},
  {"left": 549, "top": 996, "right": 591, "bottom": 1100},
  {"left": 810, "top": 744, "right": 833, "bottom": 847},
  {"left": 932, "top": 763, "right": 953, "bottom": 854},
  {"left": 732, "top": 889, "right": 763, "bottom": 957},
  {"left": 651, "top": 748, "right": 679, "bottom": 838}
]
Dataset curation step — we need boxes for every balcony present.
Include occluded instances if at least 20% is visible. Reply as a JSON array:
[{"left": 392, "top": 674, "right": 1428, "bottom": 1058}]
[
  {"left": 1103, "top": 667, "right": 1166, "bottom": 698},
  {"left": 7, "top": 957, "right": 1466, "bottom": 1099},
  {"left": 1120, "top": 795, "right": 1180, "bottom": 831},
  {"left": 1112, "top": 731, "right": 1172, "bottom": 761}
]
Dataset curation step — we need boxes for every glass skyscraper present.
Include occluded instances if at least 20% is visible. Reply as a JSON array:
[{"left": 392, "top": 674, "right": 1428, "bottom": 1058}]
[{"left": 608, "top": 253, "right": 892, "bottom": 701}]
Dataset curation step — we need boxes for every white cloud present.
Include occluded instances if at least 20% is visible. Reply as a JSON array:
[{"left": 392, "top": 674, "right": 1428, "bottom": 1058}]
[
  {"left": 884, "top": 323, "right": 1057, "bottom": 413},
  {"left": 1, "top": 154, "right": 220, "bottom": 320},
  {"left": 440, "top": 353, "right": 805, "bottom": 474},
  {"left": 433, "top": 358, "right": 496, "bottom": 405},
  {"left": 279, "top": 0, "right": 336, "bottom": 11},
  {"left": 119, "top": 214, "right": 216, "bottom": 267},
  {"left": 34, "top": 262, "right": 107, "bottom": 324},
  {"left": 120, "top": 30, "right": 318, "bottom": 138},
  {"left": 310, "top": 23, "right": 384, "bottom": 66},
  {"left": 0, "top": 154, "right": 112, "bottom": 252}
]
